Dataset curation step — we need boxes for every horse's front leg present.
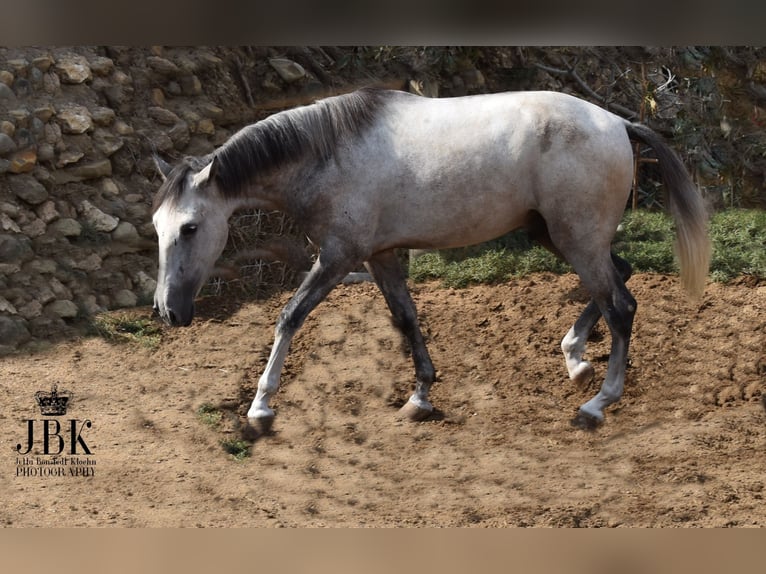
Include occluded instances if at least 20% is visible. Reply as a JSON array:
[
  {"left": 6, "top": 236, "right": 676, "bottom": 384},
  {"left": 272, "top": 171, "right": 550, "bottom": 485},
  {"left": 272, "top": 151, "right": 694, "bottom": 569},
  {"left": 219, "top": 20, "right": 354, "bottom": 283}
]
[
  {"left": 248, "top": 249, "right": 360, "bottom": 432},
  {"left": 365, "top": 250, "right": 436, "bottom": 421}
]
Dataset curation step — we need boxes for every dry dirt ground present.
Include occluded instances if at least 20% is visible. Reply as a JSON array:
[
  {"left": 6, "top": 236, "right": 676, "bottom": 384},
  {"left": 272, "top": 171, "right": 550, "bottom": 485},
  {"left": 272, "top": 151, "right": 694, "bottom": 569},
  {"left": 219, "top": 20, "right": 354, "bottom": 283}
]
[{"left": 1, "top": 273, "right": 764, "bottom": 527}]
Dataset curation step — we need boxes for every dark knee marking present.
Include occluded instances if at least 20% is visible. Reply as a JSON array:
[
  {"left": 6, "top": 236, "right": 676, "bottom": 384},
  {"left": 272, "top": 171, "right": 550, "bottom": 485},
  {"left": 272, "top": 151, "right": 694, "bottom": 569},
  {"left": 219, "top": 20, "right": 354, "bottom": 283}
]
[{"left": 611, "top": 253, "right": 633, "bottom": 282}]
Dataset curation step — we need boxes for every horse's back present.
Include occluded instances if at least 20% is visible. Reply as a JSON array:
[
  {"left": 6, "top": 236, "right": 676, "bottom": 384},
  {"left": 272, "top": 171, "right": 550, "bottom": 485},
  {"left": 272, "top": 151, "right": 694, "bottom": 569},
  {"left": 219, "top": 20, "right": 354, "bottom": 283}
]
[{"left": 342, "top": 90, "right": 633, "bottom": 250}]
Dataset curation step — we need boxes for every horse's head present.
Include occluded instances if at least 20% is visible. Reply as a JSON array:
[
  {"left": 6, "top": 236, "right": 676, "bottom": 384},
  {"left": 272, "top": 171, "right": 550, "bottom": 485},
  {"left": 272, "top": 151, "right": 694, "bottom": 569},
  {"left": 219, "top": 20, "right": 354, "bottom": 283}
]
[{"left": 152, "top": 156, "right": 230, "bottom": 326}]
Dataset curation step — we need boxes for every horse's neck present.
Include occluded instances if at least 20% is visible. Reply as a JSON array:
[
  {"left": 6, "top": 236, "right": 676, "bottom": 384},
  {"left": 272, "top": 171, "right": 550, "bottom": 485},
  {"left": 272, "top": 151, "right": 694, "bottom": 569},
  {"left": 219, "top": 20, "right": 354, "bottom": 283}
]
[{"left": 232, "top": 160, "right": 310, "bottom": 214}]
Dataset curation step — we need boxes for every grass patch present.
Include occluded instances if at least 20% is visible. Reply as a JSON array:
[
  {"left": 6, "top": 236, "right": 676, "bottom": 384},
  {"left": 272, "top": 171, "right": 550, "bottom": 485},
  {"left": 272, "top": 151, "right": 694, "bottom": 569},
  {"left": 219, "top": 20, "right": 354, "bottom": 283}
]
[
  {"left": 196, "top": 403, "right": 223, "bottom": 428},
  {"left": 708, "top": 209, "right": 766, "bottom": 282},
  {"left": 196, "top": 404, "right": 251, "bottom": 460},
  {"left": 409, "top": 209, "right": 766, "bottom": 287},
  {"left": 90, "top": 312, "right": 162, "bottom": 349},
  {"left": 220, "top": 438, "right": 251, "bottom": 460}
]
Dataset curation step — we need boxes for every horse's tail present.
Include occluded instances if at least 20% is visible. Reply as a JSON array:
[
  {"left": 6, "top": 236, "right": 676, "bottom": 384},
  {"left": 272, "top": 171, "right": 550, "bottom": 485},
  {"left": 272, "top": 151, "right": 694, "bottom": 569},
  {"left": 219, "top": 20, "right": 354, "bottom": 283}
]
[{"left": 624, "top": 122, "right": 711, "bottom": 298}]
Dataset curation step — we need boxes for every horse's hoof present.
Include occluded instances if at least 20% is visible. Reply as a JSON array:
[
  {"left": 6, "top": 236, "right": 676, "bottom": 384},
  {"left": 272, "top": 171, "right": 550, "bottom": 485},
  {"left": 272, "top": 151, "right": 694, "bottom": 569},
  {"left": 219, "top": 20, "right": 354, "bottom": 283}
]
[
  {"left": 247, "top": 414, "right": 275, "bottom": 435},
  {"left": 570, "top": 410, "right": 602, "bottom": 431},
  {"left": 396, "top": 400, "right": 433, "bottom": 422},
  {"left": 571, "top": 362, "right": 595, "bottom": 388}
]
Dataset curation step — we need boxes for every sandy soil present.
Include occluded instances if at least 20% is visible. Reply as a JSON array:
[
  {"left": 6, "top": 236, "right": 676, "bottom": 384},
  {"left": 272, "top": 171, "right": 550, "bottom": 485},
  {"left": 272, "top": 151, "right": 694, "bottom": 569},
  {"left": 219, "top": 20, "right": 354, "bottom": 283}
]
[{"left": 1, "top": 273, "right": 764, "bottom": 527}]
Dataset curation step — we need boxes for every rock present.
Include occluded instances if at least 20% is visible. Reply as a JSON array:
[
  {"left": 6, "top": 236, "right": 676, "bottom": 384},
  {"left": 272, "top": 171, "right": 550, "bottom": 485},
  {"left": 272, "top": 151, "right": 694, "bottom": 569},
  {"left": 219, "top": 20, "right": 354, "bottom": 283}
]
[
  {"left": 135, "top": 271, "right": 157, "bottom": 298},
  {"left": 74, "top": 253, "right": 102, "bottom": 272},
  {"left": 113, "top": 289, "right": 137, "bottom": 308},
  {"left": 0, "top": 133, "right": 16, "bottom": 155},
  {"left": 79, "top": 294, "right": 103, "bottom": 316},
  {"left": 36, "top": 284, "right": 56, "bottom": 305},
  {"left": 147, "top": 56, "right": 180, "bottom": 76},
  {"left": 42, "top": 71, "right": 60, "bottom": 94},
  {"left": 0, "top": 70, "right": 13, "bottom": 85},
  {"left": 148, "top": 106, "right": 180, "bottom": 126},
  {"left": 57, "top": 105, "right": 93, "bottom": 134},
  {"left": 167, "top": 121, "right": 190, "bottom": 149},
  {"left": 461, "top": 68, "right": 485, "bottom": 91},
  {"left": 0, "top": 120, "right": 14, "bottom": 137},
  {"left": 0, "top": 213, "right": 20, "bottom": 233},
  {"left": 0, "top": 202, "right": 19, "bottom": 217},
  {"left": 103, "top": 85, "right": 127, "bottom": 108},
  {"left": 0, "top": 233, "right": 33, "bottom": 262},
  {"left": 37, "top": 143, "right": 55, "bottom": 162},
  {"left": 80, "top": 200, "right": 119, "bottom": 232},
  {"left": 43, "top": 122, "right": 62, "bottom": 145},
  {"left": 150, "top": 88, "right": 165, "bottom": 107},
  {"left": 57, "top": 149, "right": 84, "bottom": 167},
  {"left": 89, "top": 56, "right": 114, "bottom": 76},
  {"left": 180, "top": 75, "right": 202, "bottom": 96},
  {"left": 50, "top": 218, "right": 82, "bottom": 237},
  {"left": 21, "top": 218, "right": 46, "bottom": 237},
  {"left": 35, "top": 200, "right": 59, "bottom": 223},
  {"left": 13, "top": 78, "right": 30, "bottom": 97},
  {"left": 269, "top": 58, "right": 306, "bottom": 83},
  {"left": 9, "top": 174, "right": 48, "bottom": 204},
  {"left": 24, "top": 258, "right": 57, "bottom": 274},
  {"left": 33, "top": 104, "right": 55, "bottom": 122},
  {"left": 7, "top": 108, "right": 30, "bottom": 128},
  {"left": 31, "top": 55, "right": 54, "bottom": 72},
  {"left": 196, "top": 118, "right": 215, "bottom": 135},
  {"left": 0, "top": 296, "right": 17, "bottom": 314},
  {"left": 49, "top": 277, "right": 72, "bottom": 300},
  {"left": 166, "top": 81, "right": 182, "bottom": 96},
  {"left": 0, "top": 83, "right": 15, "bottom": 101},
  {"left": 91, "top": 106, "right": 116, "bottom": 126},
  {"left": 55, "top": 55, "right": 92, "bottom": 84},
  {"left": 93, "top": 129, "right": 124, "bottom": 156},
  {"left": 18, "top": 300, "right": 42, "bottom": 319},
  {"left": 101, "top": 178, "right": 120, "bottom": 197},
  {"left": 54, "top": 159, "right": 112, "bottom": 183},
  {"left": 199, "top": 102, "right": 223, "bottom": 119},
  {"left": 8, "top": 149, "right": 37, "bottom": 173},
  {"left": 45, "top": 299, "right": 79, "bottom": 319},
  {"left": 112, "top": 221, "right": 140, "bottom": 244},
  {"left": 0, "top": 315, "right": 31, "bottom": 346},
  {"left": 14, "top": 128, "right": 32, "bottom": 148},
  {"left": 113, "top": 120, "right": 134, "bottom": 135}
]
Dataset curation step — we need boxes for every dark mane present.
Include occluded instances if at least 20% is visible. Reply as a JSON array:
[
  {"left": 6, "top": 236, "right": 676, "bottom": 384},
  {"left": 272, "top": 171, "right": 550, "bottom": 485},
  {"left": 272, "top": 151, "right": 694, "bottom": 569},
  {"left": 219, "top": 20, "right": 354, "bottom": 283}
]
[{"left": 213, "top": 87, "right": 390, "bottom": 196}]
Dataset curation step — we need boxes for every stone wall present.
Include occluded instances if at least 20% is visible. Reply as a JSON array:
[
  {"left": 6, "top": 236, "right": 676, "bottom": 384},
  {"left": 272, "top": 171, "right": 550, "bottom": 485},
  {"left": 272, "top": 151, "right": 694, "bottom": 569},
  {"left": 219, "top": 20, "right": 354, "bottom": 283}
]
[
  {"left": 3, "top": 45, "right": 762, "bottom": 354},
  {"left": 0, "top": 46, "right": 330, "bottom": 354}
]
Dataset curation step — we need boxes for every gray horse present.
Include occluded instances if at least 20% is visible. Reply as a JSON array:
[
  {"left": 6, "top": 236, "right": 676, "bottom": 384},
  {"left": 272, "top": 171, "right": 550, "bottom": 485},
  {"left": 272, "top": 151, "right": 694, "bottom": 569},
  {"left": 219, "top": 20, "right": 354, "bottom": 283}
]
[{"left": 152, "top": 88, "right": 710, "bottom": 431}]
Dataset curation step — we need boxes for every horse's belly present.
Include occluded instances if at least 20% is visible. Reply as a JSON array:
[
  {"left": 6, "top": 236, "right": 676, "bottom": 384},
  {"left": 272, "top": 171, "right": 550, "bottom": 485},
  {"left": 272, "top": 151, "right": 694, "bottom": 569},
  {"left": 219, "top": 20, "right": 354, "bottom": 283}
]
[{"left": 377, "top": 187, "right": 531, "bottom": 250}]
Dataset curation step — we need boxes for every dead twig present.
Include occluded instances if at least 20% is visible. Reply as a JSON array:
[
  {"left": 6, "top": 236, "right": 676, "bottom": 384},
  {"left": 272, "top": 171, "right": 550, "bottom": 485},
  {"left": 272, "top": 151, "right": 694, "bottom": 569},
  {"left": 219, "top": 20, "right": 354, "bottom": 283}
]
[{"left": 234, "top": 54, "right": 256, "bottom": 108}]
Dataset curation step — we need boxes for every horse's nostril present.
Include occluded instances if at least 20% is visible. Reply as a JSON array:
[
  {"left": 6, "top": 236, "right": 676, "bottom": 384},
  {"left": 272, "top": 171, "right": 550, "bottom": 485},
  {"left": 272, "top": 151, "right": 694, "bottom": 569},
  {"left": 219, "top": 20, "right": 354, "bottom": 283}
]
[{"left": 167, "top": 309, "right": 177, "bottom": 325}]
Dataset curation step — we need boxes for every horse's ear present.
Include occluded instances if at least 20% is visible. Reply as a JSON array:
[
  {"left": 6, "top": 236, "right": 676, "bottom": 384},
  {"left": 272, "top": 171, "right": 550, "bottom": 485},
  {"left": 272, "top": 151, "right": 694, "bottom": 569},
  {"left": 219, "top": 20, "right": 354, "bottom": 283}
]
[
  {"left": 154, "top": 154, "right": 173, "bottom": 181},
  {"left": 208, "top": 155, "right": 220, "bottom": 182}
]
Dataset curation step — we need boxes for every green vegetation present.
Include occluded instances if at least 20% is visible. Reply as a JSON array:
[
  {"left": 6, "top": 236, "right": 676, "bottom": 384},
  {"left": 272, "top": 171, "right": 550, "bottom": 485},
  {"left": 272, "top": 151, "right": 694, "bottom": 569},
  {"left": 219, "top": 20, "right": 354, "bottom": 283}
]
[
  {"left": 90, "top": 312, "right": 162, "bottom": 349},
  {"left": 220, "top": 438, "right": 251, "bottom": 461},
  {"left": 196, "top": 403, "right": 223, "bottom": 428},
  {"left": 196, "top": 403, "right": 251, "bottom": 460},
  {"left": 409, "top": 209, "right": 766, "bottom": 287}
]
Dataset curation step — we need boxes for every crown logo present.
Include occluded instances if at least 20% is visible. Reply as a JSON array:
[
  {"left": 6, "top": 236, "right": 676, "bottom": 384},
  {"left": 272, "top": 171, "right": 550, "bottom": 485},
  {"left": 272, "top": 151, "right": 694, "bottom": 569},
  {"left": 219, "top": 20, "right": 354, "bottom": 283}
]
[{"left": 35, "top": 384, "right": 72, "bottom": 416}]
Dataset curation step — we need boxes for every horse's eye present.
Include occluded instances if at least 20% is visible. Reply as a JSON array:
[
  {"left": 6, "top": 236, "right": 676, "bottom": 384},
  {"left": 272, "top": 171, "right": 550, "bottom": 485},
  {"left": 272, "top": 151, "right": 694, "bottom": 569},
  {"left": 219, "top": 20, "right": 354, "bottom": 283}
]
[{"left": 180, "top": 223, "right": 198, "bottom": 237}]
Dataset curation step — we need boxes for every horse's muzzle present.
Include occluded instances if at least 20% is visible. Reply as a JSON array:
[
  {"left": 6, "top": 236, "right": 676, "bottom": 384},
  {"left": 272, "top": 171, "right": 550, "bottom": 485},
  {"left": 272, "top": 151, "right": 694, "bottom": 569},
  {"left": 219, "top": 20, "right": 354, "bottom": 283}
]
[{"left": 154, "top": 294, "right": 195, "bottom": 327}]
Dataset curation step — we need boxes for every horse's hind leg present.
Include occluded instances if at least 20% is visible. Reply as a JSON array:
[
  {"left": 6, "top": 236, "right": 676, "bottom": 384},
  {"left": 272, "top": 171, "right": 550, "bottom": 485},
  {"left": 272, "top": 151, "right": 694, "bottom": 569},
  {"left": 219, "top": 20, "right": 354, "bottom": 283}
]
[
  {"left": 561, "top": 253, "right": 633, "bottom": 387},
  {"left": 569, "top": 257, "right": 637, "bottom": 429},
  {"left": 247, "top": 245, "right": 361, "bottom": 432},
  {"left": 365, "top": 249, "right": 436, "bottom": 421}
]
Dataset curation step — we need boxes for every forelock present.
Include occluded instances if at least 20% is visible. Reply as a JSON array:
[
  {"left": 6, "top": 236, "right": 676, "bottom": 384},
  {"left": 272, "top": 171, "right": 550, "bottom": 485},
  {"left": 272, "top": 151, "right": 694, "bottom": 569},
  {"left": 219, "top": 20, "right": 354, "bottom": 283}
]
[{"left": 151, "top": 155, "right": 212, "bottom": 215}]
